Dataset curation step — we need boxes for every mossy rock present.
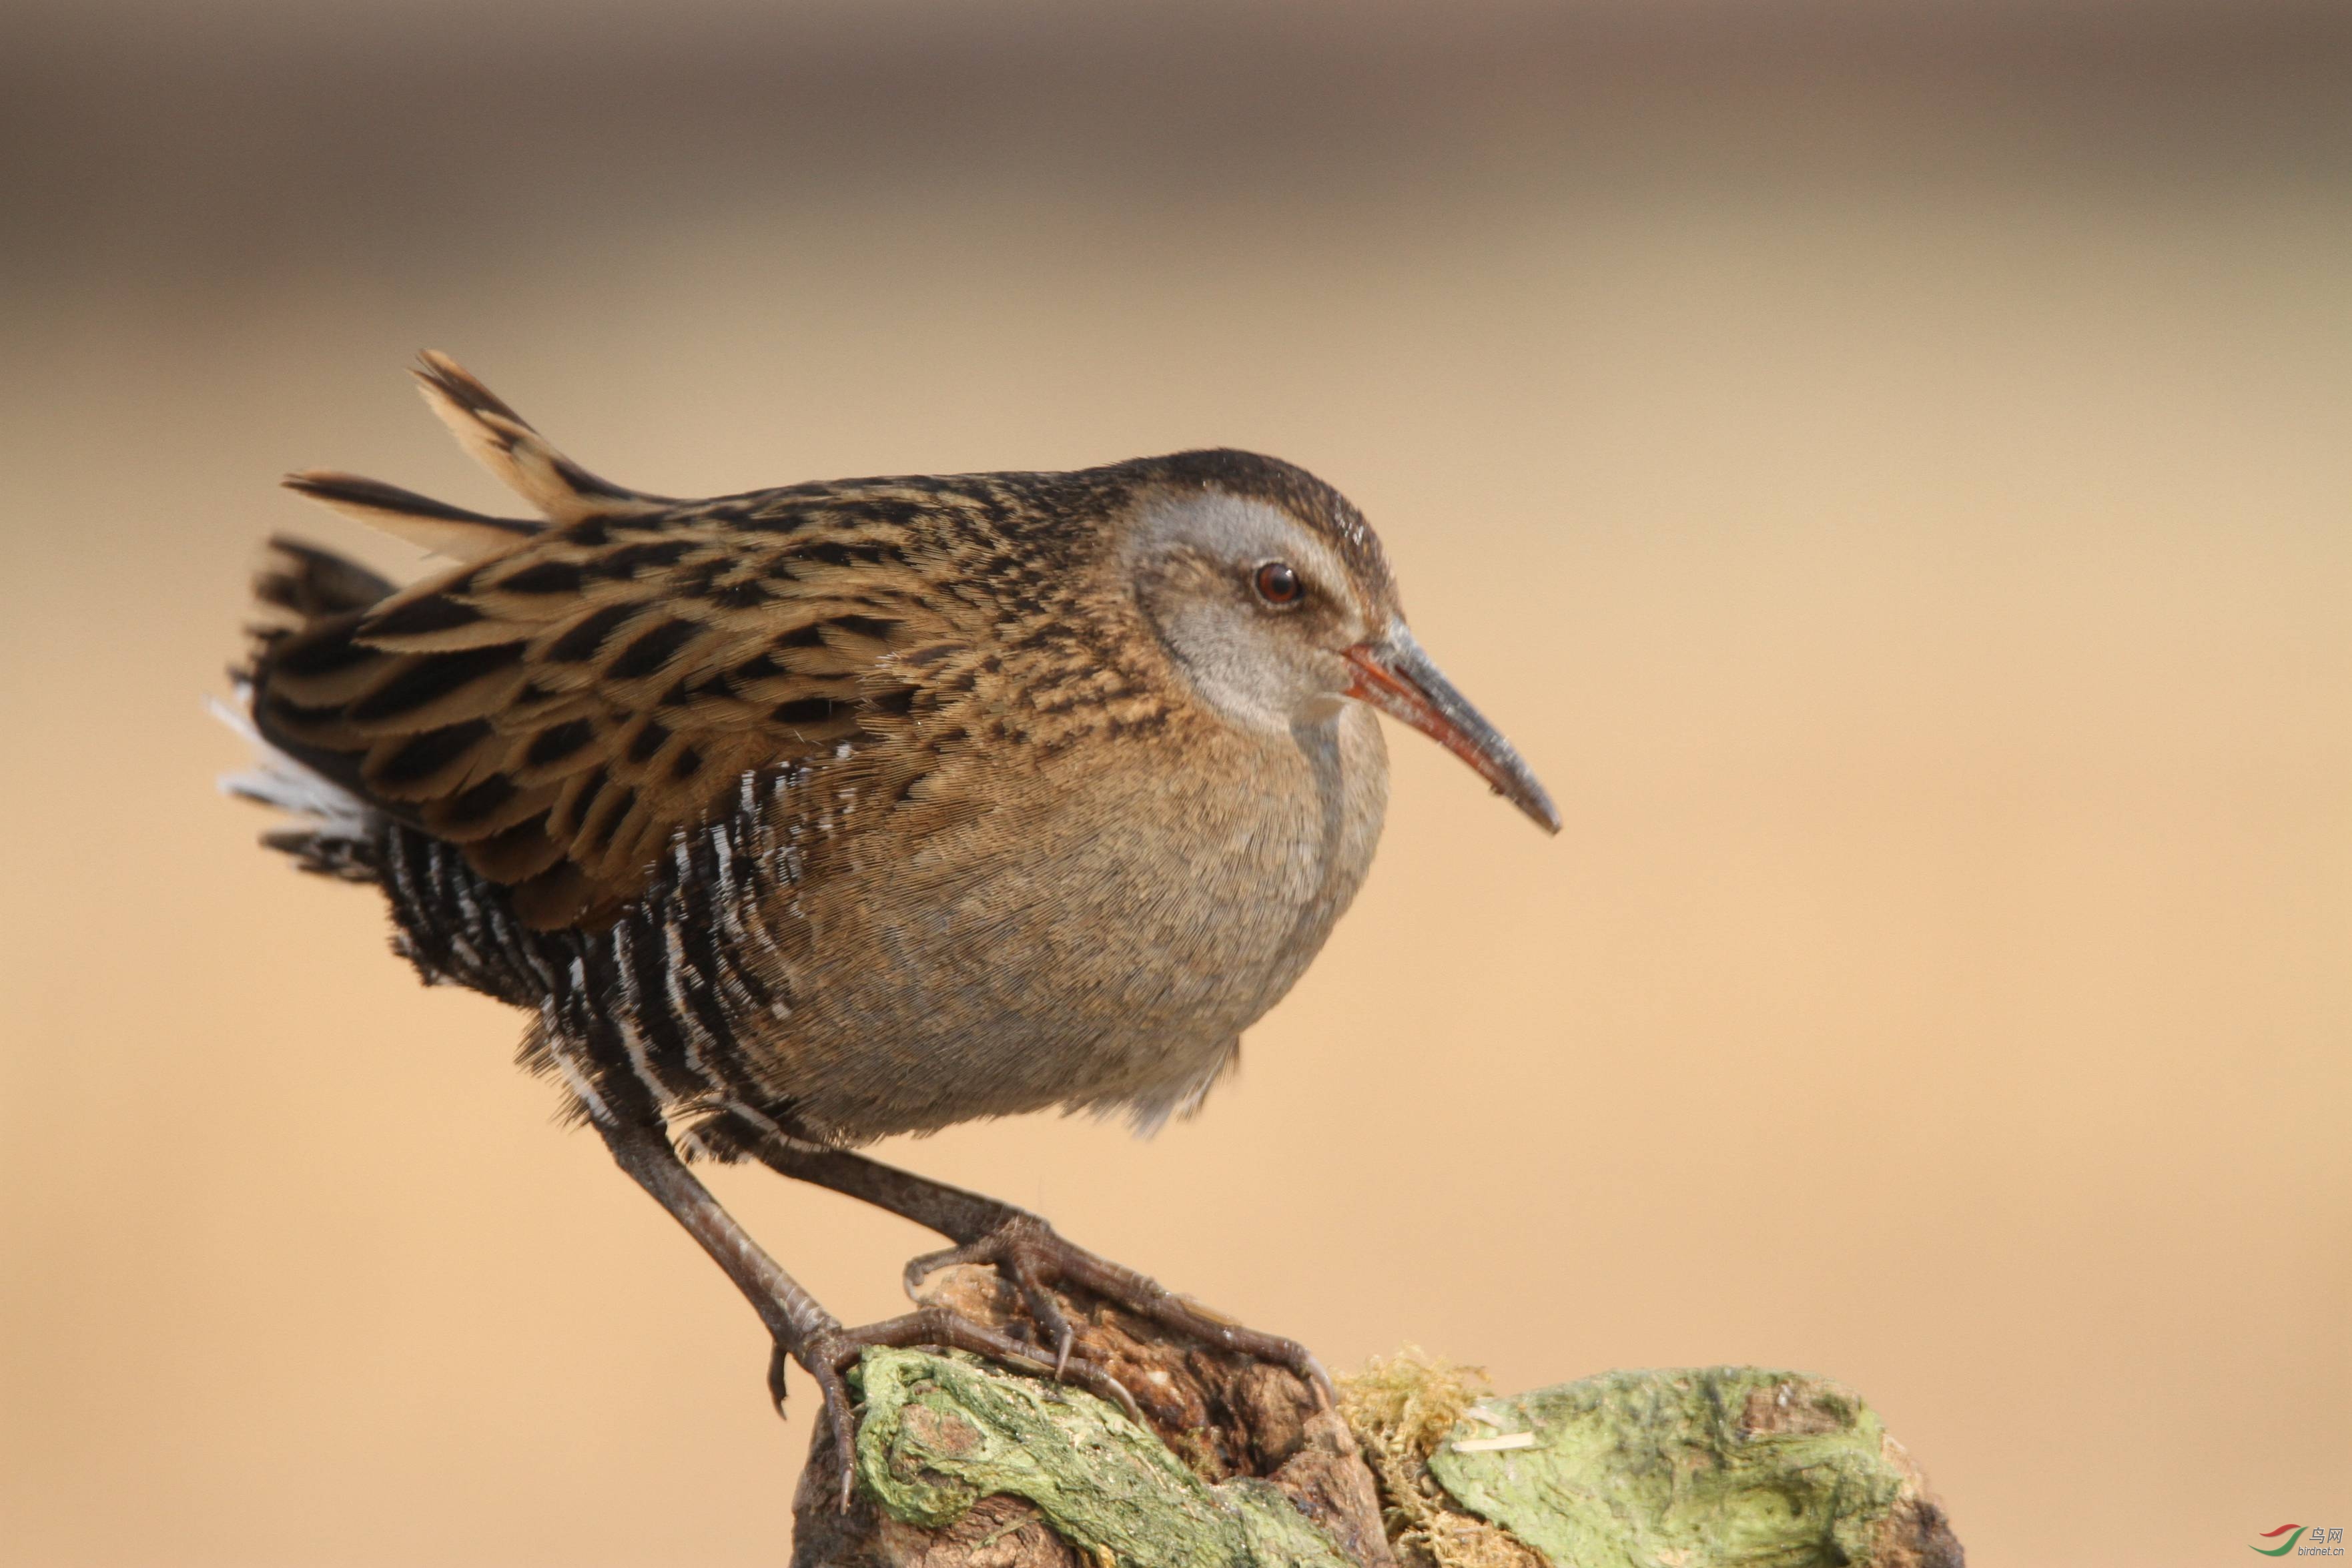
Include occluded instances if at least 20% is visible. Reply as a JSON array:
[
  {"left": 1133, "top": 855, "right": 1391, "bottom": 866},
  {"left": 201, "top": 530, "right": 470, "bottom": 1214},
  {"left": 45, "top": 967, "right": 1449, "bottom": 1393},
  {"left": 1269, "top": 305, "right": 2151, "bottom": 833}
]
[
  {"left": 853, "top": 1346, "right": 1355, "bottom": 1568},
  {"left": 1425, "top": 1367, "right": 1960, "bottom": 1568},
  {"left": 836, "top": 1351, "right": 1960, "bottom": 1568}
]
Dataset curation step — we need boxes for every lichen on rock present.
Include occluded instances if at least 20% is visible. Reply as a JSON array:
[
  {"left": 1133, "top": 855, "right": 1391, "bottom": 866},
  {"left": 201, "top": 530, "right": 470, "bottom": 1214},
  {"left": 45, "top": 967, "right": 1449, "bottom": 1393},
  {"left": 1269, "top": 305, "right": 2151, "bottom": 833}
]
[
  {"left": 787, "top": 1274, "right": 1961, "bottom": 1568},
  {"left": 1423, "top": 1367, "right": 1964, "bottom": 1568},
  {"left": 849, "top": 1346, "right": 1356, "bottom": 1568}
]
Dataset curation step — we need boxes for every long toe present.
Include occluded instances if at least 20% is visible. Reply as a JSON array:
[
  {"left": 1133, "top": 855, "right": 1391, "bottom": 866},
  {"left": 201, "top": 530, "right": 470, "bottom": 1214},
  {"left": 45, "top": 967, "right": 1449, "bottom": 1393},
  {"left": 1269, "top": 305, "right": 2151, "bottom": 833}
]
[
  {"left": 906, "top": 1216, "right": 1335, "bottom": 1409},
  {"left": 792, "top": 1343, "right": 865, "bottom": 1511},
  {"left": 767, "top": 1340, "right": 793, "bottom": 1417},
  {"left": 827, "top": 1306, "right": 1144, "bottom": 1426},
  {"left": 905, "top": 1232, "right": 1079, "bottom": 1377}
]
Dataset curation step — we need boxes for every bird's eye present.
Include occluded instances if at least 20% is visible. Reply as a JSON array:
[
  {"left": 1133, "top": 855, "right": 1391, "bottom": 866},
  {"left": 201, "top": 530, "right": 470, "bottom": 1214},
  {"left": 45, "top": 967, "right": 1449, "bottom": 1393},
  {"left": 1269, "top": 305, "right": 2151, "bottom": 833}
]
[{"left": 1253, "top": 561, "right": 1304, "bottom": 607}]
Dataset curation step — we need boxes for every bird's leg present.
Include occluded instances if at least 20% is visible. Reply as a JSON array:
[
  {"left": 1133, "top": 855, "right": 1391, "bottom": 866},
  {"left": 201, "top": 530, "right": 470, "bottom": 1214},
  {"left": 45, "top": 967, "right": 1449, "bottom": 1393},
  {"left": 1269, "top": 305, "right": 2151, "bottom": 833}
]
[
  {"left": 729, "top": 1129, "right": 1334, "bottom": 1408},
  {"left": 586, "top": 1114, "right": 853, "bottom": 1450},
  {"left": 582, "top": 1111, "right": 1138, "bottom": 1504}
]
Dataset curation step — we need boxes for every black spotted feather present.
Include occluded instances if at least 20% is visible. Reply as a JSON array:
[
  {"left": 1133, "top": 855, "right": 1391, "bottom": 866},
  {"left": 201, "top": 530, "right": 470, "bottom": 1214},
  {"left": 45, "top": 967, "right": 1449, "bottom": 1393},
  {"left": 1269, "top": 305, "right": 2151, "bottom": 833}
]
[{"left": 247, "top": 358, "right": 987, "bottom": 928}]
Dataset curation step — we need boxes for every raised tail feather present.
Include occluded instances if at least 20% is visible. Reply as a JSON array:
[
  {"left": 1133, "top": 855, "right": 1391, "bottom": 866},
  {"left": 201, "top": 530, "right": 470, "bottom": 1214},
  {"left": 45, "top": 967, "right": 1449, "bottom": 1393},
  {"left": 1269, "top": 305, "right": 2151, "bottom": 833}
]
[
  {"left": 282, "top": 352, "right": 668, "bottom": 562},
  {"left": 410, "top": 350, "right": 669, "bottom": 526},
  {"left": 281, "top": 472, "right": 542, "bottom": 564}
]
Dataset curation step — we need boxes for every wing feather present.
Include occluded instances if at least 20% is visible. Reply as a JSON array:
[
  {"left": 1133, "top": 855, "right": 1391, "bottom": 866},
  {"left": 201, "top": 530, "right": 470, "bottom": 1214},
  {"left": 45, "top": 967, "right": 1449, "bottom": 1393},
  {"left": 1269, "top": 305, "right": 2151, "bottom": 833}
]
[{"left": 251, "top": 500, "right": 966, "bottom": 929}]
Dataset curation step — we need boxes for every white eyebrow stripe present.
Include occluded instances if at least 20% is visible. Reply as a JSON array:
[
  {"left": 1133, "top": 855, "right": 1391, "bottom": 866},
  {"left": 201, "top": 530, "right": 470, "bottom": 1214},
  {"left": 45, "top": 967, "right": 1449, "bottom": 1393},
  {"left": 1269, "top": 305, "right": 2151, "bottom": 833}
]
[{"left": 1135, "top": 490, "right": 1356, "bottom": 605}]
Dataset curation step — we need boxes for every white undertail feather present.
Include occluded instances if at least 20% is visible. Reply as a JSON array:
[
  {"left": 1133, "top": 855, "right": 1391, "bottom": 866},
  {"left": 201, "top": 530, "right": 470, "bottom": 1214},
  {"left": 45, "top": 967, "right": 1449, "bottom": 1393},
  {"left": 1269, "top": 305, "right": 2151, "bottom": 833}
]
[{"left": 208, "top": 683, "right": 379, "bottom": 842}]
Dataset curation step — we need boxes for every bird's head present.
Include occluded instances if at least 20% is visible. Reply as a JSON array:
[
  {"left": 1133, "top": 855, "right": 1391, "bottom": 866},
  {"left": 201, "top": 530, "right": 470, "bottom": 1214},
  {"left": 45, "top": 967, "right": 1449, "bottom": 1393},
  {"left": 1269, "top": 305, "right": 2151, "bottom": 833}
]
[{"left": 1116, "top": 450, "right": 1559, "bottom": 833}]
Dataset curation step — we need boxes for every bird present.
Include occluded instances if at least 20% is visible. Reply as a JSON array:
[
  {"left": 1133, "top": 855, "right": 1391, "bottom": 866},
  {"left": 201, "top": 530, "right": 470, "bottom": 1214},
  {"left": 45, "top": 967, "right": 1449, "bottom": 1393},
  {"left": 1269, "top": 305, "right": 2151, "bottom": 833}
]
[{"left": 219, "top": 352, "right": 1559, "bottom": 1496}]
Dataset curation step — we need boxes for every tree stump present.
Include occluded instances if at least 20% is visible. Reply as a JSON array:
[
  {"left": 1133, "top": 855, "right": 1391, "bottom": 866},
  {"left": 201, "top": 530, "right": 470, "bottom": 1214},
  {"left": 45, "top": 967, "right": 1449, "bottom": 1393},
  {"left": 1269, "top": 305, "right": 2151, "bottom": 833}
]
[{"left": 788, "top": 1265, "right": 1963, "bottom": 1568}]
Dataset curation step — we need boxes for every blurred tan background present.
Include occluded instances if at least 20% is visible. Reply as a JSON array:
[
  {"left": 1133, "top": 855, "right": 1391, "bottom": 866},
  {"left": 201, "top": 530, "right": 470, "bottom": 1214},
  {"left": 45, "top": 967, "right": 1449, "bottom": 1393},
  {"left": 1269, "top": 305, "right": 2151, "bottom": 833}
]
[{"left": 2, "top": 2, "right": 2347, "bottom": 1563}]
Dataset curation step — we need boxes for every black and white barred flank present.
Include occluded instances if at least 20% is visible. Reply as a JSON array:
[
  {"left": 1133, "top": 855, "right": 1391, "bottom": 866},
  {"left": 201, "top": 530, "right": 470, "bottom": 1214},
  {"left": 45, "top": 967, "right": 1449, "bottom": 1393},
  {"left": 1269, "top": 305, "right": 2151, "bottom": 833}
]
[
  {"left": 220, "top": 697, "right": 820, "bottom": 1156},
  {"left": 394, "top": 764, "right": 814, "bottom": 1140}
]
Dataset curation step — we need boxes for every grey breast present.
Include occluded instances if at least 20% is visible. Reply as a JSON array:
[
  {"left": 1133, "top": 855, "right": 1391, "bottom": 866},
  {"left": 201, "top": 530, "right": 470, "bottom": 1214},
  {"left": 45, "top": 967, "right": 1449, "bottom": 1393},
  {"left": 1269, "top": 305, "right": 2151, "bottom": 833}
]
[{"left": 765, "top": 704, "right": 1390, "bottom": 1142}]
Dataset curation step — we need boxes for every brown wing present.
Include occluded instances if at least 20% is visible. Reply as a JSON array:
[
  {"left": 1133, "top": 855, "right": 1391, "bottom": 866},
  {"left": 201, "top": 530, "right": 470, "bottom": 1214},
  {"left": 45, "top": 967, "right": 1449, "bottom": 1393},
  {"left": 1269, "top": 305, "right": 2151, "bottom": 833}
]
[{"left": 251, "top": 502, "right": 963, "bottom": 929}]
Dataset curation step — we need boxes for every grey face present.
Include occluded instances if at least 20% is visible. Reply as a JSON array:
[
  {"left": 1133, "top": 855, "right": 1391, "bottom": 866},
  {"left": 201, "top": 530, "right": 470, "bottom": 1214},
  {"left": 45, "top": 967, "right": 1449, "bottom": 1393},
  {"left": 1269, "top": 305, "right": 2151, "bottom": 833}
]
[
  {"left": 1126, "top": 490, "right": 1382, "bottom": 737},
  {"left": 1125, "top": 484, "right": 1561, "bottom": 832}
]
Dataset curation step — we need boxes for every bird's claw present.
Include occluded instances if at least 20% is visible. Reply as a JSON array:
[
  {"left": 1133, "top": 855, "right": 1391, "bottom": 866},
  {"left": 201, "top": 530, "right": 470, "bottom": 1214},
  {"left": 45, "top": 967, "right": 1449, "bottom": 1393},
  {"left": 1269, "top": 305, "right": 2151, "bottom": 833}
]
[
  {"left": 902, "top": 1213, "right": 1336, "bottom": 1411},
  {"left": 907, "top": 1222, "right": 1081, "bottom": 1379},
  {"left": 771, "top": 1303, "right": 1145, "bottom": 1510}
]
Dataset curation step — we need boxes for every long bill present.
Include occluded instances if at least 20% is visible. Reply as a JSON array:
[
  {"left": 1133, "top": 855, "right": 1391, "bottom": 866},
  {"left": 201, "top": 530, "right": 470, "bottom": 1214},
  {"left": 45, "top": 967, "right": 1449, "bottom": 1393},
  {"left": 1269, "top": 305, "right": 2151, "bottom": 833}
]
[{"left": 1343, "top": 627, "right": 1561, "bottom": 833}]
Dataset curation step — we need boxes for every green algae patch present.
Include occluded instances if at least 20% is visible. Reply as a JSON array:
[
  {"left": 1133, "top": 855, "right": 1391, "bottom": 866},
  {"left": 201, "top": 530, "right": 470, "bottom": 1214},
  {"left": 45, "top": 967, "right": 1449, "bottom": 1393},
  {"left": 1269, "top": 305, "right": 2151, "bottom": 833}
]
[
  {"left": 1425, "top": 1367, "right": 1910, "bottom": 1568},
  {"left": 854, "top": 1347, "right": 1354, "bottom": 1568}
]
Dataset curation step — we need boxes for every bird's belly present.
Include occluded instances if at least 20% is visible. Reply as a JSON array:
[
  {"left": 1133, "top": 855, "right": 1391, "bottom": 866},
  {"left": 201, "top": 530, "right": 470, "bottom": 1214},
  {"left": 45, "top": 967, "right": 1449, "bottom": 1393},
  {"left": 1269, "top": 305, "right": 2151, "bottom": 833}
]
[{"left": 761, "top": 707, "right": 1388, "bottom": 1141}]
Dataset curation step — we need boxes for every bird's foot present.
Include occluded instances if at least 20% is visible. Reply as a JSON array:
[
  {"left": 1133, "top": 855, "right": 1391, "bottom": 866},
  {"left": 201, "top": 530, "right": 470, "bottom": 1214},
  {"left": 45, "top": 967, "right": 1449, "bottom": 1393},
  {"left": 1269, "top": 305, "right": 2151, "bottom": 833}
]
[
  {"left": 777, "top": 1303, "right": 1144, "bottom": 1508},
  {"left": 901, "top": 1214, "right": 1336, "bottom": 1409}
]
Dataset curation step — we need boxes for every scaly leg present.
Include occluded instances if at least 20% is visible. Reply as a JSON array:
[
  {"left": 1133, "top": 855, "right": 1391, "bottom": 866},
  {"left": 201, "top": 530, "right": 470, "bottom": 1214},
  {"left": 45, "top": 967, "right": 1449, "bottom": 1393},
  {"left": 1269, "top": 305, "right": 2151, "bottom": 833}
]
[
  {"left": 723, "top": 1122, "right": 1335, "bottom": 1407},
  {"left": 577, "top": 1099, "right": 1138, "bottom": 1505}
]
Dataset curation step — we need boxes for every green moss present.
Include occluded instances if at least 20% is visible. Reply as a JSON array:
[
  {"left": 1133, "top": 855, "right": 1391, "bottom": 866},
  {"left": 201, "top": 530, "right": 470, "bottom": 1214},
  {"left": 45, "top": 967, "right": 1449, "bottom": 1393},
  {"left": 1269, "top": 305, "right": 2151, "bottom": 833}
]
[
  {"left": 1425, "top": 1368, "right": 1909, "bottom": 1568},
  {"left": 854, "top": 1347, "right": 1354, "bottom": 1568},
  {"left": 852, "top": 1352, "right": 1922, "bottom": 1568}
]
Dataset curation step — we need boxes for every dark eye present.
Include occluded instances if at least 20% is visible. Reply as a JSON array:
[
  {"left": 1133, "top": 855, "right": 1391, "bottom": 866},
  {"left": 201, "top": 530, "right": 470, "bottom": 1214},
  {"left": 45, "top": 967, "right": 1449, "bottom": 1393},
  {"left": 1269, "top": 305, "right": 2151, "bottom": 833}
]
[{"left": 1253, "top": 560, "right": 1304, "bottom": 607}]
